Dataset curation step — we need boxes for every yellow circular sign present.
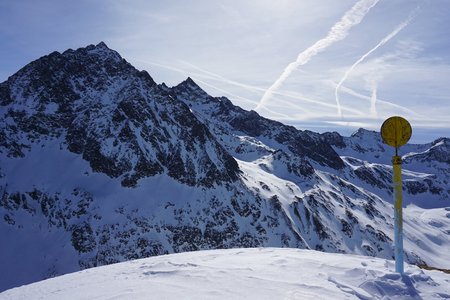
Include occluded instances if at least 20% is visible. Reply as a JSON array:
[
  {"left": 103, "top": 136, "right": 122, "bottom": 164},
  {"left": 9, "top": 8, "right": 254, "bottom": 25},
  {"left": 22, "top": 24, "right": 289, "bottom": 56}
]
[{"left": 380, "top": 116, "right": 412, "bottom": 148}]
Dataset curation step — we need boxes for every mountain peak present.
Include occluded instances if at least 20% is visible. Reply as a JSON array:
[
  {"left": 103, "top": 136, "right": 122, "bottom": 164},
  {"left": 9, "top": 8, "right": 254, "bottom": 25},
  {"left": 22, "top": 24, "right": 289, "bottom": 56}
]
[
  {"left": 180, "top": 77, "right": 200, "bottom": 88},
  {"left": 70, "top": 42, "right": 123, "bottom": 63},
  {"left": 351, "top": 128, "right": 379, "bottom": 139},
  {"left": 96, "top": 41, "right": 109, "bottom": 49},
  {"left": 174, "top": 77, "right": 209, "bottom": 97},
  {"left": 84, "top": 41, "right": 111, "bottom": 51}
]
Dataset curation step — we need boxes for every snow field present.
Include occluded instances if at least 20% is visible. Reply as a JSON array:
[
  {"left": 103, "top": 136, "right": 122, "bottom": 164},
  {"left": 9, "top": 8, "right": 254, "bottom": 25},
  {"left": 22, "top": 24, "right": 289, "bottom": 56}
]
[{"left": 1, "top": 248, "right": 449, "bottom": 300}]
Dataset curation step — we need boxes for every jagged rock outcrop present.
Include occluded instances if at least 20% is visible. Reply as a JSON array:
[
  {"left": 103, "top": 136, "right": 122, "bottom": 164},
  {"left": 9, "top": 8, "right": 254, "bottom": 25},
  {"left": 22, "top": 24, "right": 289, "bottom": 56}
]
[{"left": 0, "top": 42, "right": 238, "bottom": 187}]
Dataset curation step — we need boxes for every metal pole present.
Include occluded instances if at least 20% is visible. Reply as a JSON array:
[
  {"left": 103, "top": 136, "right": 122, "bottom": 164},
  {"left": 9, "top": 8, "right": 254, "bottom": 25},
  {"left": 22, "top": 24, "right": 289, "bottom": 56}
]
[{"left": 392, "top": 154, "right": 404, "bottom": 274}]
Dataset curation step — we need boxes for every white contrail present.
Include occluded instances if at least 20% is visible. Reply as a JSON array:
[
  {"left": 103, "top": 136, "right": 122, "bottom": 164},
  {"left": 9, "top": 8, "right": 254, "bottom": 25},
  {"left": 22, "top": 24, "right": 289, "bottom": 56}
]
[
  {"left": 180, "top": 60, "right": 365, "bottom": 114},
  {"left": 336, "top": 82, "right": 421, "bottom": 117},
  {"left": 255, "top": 0, "right": 380, "bottom": 111},
  {"left": 335, "top": 8, "right": 419, "bottom": 117},
  {"left": 136, "top": 58, "right": 367, "bottom": 116},
  {"left": 369, "top": 80, "right": 378, "bottom": 117},
  {"left": 131, "top": 58, "right": 258, "bottom": 104},
  {"left": 190, "top": 77, "right": 259, "bottom": 105},
  {"left": 136, "top": 58, "right": 340, "bottom": 111}
]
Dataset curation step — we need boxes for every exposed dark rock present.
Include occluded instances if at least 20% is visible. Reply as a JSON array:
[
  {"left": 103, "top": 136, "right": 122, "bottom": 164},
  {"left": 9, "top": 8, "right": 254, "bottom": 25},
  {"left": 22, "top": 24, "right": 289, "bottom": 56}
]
[
  {"left": 71, "top": 222, "right": 96, "bottom": 253},
  {"left": 321, "top": 131, "right": 346, "bottom": 148}
]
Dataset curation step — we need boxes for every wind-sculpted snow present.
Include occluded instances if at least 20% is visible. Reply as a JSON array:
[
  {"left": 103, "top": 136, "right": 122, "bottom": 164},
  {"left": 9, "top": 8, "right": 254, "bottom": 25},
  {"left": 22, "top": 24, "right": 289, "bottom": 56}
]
[
  {"left": 1, "top": 248, "right": 449, "bottom": 299},
  {"left": 0, "top": 42, "right": 449, "bottom": 292}
]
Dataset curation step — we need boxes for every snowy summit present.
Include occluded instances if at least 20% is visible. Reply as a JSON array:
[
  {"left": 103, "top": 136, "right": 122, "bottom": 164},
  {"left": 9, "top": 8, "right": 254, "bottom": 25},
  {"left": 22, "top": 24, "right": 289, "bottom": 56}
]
[{"left": 1, "top": 248, "right": 449, "bottom": 300}]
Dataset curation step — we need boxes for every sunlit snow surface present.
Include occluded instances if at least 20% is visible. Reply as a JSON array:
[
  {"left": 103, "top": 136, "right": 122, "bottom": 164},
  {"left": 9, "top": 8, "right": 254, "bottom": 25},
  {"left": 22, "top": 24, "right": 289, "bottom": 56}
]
[{"left": 1, "top": 248, "right": 449, "bottom": 300}]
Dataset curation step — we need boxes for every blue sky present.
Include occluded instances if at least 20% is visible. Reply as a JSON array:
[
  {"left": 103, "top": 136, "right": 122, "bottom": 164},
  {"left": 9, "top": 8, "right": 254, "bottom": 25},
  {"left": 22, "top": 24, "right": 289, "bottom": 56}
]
[{"left": 1, "top": 0, "right": 449, "bottom": 143}]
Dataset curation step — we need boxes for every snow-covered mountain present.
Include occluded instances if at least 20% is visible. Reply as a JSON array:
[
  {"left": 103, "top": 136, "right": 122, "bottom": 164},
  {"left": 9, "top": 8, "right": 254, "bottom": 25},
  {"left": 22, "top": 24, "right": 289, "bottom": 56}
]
[
  {"left": 1, "top": 248, "right": 449, "bottom": 300},
  {"left": 0, "top": 42, "right": 449, "bottom": 292}
]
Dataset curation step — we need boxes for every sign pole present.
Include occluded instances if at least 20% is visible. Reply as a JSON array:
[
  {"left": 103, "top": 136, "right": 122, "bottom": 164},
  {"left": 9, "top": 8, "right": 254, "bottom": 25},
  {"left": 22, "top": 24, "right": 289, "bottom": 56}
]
[
  {"left": 380, "top": 116, "right": 411, "bottom": 275},
  {"left": 392, "top": 154, "right": 404, "bottom": 274}
]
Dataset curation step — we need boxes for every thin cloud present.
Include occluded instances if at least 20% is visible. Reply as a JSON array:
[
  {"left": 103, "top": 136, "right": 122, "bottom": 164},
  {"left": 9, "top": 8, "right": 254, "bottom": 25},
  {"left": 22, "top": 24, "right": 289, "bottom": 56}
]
[
  {"left": 334, "top": 82, "right": 421, "bottom": 117},
  {"left": 180, "top": 60, "right": 267, "bottom": 94},
  {"left": 335, "top": 7, "right": 420, "bottom": 117},
  {"left": 131, "top": 57, "right": 367, "bottom": 119},
  {"left": 129, "top": 58, "right": 259, "bottom": 105},
  {"left": 190, "top": 77, "right": 259, "bottom": 106},
  {"left": 136, "top": 57, "right": 424, "bottom": 120},
  {"left": 369, "top": 80, "right": 378, "bottom": 117},
  {"left": 255, "top": 0, "right": 380, "bottom": 111},
  {"left": 180, "top": 60, "right": 365, "bottom": 115}
]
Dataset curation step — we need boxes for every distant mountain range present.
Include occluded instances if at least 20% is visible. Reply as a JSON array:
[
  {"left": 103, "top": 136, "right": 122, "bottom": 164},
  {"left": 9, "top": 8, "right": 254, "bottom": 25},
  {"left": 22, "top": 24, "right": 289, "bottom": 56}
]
[{"left": 1, "top": 42, "right": 448, "bottom": 292}]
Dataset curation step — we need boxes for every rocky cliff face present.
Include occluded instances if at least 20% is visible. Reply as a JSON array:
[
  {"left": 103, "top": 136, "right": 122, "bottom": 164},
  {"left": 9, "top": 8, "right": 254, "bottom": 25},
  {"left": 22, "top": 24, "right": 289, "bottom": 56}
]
[
  {"left": 0, "top": 42, "right": 239, "bottom": 188},
  {"left": 1, "top": 42, "right": 449, "bottom": 292}
]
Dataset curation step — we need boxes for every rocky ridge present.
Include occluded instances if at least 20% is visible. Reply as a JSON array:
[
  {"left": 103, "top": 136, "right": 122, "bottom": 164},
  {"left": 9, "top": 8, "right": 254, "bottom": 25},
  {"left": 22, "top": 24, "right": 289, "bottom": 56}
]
[{"left": 0, "top": 42, "right": 449, "bottom": 292}]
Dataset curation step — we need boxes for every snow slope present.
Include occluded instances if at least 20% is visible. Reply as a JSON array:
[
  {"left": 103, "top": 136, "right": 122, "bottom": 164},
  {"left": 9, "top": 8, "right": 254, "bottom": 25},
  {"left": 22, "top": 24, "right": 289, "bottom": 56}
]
[{"left": 1, "top": 248, "right": 449, "bottom": 300}]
